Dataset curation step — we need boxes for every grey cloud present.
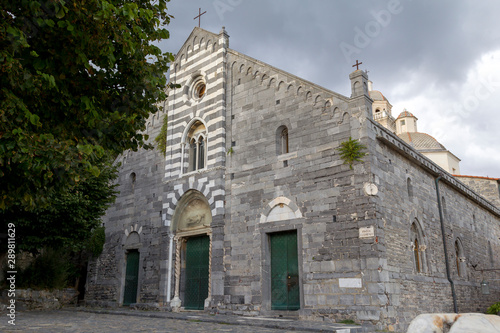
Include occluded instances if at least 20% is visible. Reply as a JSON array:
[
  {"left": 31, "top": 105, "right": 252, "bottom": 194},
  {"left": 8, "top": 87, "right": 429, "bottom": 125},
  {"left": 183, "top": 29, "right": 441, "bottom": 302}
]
[{"left": 160, "top": 0, "right": 500, "bottom": 177}]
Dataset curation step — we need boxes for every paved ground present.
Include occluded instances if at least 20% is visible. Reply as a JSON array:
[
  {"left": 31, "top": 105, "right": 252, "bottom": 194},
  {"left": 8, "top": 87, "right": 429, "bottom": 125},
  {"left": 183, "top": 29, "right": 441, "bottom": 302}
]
[{"left": 0, "top": 307, "right": 371, "bottom": 332}]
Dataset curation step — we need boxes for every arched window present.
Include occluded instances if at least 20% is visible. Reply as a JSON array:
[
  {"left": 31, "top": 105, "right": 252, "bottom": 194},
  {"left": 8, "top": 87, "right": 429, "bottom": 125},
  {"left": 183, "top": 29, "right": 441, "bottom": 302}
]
[
  {"left": 276, "top": 125, "right": 289, "bottom": 155},
  {"left": 414, "top": 237, "right": 420, "bottom": 272},
  {"left": 489, "top": 241, "right": 494, "bottom": 268},
  {"left": 184, "top": 120, "right": 207, "bottom": 173},
  {"left": 442, "top": 196, "right": 447, "bottom": 218},
  {"left": 407, "top": 177, "right": 413, "bottom": 198},
  {"left": 455, "top": 238, "right": 466, "bottom": 278},
  {"left": 410, "top": 220, "right": 426, "bottom": 273},
  {"left": 130, "top": 172, "right": 136, "bottom": 190}
]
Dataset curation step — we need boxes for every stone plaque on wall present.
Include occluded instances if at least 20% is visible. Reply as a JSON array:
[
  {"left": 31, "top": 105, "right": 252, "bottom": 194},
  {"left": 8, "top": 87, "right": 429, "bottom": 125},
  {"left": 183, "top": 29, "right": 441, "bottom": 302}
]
[
  {"left": 359, "top": 226, "right": 375, "bottom": 238},
  {"left": 339, "top": 278, "right": 362, "bottom": 288}
]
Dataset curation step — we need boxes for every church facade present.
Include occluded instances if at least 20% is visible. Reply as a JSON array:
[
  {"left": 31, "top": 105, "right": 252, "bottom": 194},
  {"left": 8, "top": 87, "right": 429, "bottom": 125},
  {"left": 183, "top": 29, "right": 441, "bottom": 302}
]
[{"left": 86, "top": 27, "right": 500, "bottom": 331}]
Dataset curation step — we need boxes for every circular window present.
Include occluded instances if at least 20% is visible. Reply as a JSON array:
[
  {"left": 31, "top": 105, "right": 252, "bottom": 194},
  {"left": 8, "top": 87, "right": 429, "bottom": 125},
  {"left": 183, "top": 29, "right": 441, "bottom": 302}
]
[
  {"left": 191, "top": 77, "right": 206, "bottom": 100},
  {"left": 195, "top": 82, "right": 206, "bottom": 98}
]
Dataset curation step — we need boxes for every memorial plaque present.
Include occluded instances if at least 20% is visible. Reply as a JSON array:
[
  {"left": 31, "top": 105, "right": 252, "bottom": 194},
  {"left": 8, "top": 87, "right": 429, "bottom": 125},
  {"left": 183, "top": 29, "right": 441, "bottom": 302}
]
[
  {"left": 359, "top": 226, "right": 375, "bottom": 238},
  {"left": 339, "top": 278, "right": 362, "bottom": 288}
]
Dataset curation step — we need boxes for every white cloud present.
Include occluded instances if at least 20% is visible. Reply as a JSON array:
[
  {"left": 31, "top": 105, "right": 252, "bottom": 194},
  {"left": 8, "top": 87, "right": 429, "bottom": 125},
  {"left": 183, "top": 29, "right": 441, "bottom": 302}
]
[{"left": 389, "top": 50, "right": 500, "bottom": 177}]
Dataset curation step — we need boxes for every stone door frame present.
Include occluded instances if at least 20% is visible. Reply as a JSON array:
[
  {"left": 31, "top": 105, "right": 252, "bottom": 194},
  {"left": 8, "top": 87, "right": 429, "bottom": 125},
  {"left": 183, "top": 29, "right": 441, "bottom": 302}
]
[
  {"left": 260, "top": 221, "right": 304, "bottom": 314},
  {"left": 170, "top": 228, "right": 212, "bottom": 311}
]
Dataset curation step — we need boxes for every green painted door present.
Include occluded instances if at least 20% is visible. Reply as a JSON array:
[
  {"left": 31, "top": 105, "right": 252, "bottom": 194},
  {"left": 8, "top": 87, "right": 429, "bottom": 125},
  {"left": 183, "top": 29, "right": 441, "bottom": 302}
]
[
  {"left": 123, "top": 250, "right": 139, "bottom": 306},
  {"left": 271, "top": 231, "right": 300, "bottom": 310},
  {"left": 185, "top": 235, "right": 210, "bottom": 310}
]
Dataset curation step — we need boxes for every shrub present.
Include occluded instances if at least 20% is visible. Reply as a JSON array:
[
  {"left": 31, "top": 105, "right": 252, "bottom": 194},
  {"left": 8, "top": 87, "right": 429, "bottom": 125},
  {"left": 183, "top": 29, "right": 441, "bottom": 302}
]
[
  {"left": 15, "top": 248, "right": 72, "bottom": 290},
  {"left": 486, "top": 301, "right": 500, "bottom": 315},
  {"left": 88, "top": 226, "right": 106, "bottom": 258}
]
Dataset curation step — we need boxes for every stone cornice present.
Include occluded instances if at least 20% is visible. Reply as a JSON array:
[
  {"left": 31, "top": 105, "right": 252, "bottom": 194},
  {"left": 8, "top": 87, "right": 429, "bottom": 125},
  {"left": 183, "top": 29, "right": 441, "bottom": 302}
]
[{"left": 227, "top": 49, "right": 349, "bottom": 103}]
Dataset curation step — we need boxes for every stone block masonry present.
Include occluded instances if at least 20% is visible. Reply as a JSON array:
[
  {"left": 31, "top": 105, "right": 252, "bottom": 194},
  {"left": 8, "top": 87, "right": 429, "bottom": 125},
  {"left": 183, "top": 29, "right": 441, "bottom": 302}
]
[{"left": 86, "top": 27, "right": 500, "bottom": 333}]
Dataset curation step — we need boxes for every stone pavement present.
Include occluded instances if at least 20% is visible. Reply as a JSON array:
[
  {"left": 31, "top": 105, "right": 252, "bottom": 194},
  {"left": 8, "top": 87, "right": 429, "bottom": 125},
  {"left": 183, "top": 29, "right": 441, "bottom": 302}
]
[{"left": 0, "top": 307, "right": 375, "bottom": 332}]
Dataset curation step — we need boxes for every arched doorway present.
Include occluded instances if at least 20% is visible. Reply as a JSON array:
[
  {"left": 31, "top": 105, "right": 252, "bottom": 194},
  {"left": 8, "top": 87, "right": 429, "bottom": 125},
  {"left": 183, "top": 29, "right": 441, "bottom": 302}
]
[{"left": 170, "top": 190, "right": 212, "bottom": 310}]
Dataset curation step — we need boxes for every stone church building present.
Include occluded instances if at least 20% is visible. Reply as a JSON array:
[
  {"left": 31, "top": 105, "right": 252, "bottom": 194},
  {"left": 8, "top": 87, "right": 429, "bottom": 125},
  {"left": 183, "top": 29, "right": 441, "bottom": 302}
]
[{"left": 86, "top": 27, "right": 500, "bottom": 331}]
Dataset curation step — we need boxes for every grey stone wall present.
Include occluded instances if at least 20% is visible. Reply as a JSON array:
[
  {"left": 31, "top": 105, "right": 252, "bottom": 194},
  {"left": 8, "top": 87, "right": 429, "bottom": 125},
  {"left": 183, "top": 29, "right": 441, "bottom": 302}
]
[
  {"left": 86, "top": 26, "right": 500, "bottom": 332},
  {"left": 86, "top": 107, "right": 169, "bottom": 306},
  {"left": 222, "top": 53, "right": 385, "bottom": 324},
  {"left": 455, "top": 176, "right": 500, "bottom": 208},
  {"left": 370, "top": 121, "right": 500, "bottom": 331}
]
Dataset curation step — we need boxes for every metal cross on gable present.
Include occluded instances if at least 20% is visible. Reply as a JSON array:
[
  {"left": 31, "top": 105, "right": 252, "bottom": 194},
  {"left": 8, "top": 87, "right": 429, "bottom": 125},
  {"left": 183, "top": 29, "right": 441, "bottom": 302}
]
[
  {"left": 194, "top": 8, "right": 206, "bottom": 28},
  {"left": 352, "top": 60, "right": 363, "bottom": 70}
]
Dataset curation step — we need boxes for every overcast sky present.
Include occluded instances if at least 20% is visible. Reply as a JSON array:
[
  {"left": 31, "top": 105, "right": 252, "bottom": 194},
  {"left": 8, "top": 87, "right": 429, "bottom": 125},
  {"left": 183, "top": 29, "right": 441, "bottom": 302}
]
[{"left": 159, "top": 0, "right": 500, "bottom": 178}]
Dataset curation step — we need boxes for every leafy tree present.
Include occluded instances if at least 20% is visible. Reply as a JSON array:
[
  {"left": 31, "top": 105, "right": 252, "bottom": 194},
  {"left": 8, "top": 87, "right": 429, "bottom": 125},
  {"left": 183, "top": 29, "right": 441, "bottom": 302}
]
[
  {"left": 0, "top": 0, "right": 175, "bottom": 211},
  {"left": 0, "top": 158, "right": 118, "bottom": 254}
]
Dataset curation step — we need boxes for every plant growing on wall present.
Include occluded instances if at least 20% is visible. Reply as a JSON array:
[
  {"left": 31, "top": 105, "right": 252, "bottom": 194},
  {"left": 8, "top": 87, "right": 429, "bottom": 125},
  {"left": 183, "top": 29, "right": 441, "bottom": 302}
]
[
  {"left": 155, "top": 114, "right": 168, "bottom": 157},
  {"left": 337, "top": 137, "right": 368, "bottom": 169}
]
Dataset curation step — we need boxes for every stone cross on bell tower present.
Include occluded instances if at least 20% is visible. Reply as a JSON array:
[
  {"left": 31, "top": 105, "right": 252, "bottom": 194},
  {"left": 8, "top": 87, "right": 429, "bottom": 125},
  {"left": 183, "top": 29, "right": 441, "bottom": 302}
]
[
  {"left": 348, "top": 61, "right": 373, "bottom": 121},
  {"left": 352, "top": 60, "right": 363, "bottom": 71}
]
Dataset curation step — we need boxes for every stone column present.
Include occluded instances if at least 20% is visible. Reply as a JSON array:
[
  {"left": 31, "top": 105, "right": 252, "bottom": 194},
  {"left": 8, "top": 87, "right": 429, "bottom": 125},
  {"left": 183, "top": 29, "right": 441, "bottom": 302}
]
[
  {"left": 166, "top": 233, "right": 174, "bottom": 304},
  {"left": 170, "top": 237, "right": 182, "bottom": 311},
  {"left": 204, "top": 232, "right": 212, "bottom": 308},
  {"left": 179, "top": 142, "right": 186, "bottom": 175}
]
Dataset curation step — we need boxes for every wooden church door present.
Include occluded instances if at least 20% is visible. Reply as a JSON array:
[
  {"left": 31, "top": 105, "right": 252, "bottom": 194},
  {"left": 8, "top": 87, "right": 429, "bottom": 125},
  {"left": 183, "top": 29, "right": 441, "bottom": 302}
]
[
  {"left": 270, "top": 231, "right": 300, "bottom": 310},
  {"left": 123, "top": 250, "right": 139, "bottom": 305},
  {"left": 184, "top": 235, "right": 210, "bottom": 310}
]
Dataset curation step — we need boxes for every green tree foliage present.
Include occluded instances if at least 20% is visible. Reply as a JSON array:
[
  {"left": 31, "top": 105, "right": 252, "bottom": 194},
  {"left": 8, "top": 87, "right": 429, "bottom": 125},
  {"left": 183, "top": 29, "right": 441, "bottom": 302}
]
[
  {"left": 0, "top": 159, "right": 118, "bottom": 254},
  {"left": 337, "top": 137, "right": 368, "bottom": 170},
  {"left": 15, "top": 248, "right": 71, "bottom": 290},
  {"left": 88, "top": 225, "right": 106, "bottom": 258},
  {"left": 0, "top": 0, "right": 175, "bottom": 211}
]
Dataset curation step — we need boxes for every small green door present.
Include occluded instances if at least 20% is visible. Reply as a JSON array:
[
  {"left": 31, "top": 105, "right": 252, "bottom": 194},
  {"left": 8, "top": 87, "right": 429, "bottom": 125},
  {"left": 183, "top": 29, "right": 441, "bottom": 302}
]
[
  {"left": 185, "top": 235, "right": 210, "bottom": 310},
  {"left": 123, "top": 250, "right": 139, "bottom": 306},
  {"left": 271, "top": 231, "right": 300, "bottom": 310}
]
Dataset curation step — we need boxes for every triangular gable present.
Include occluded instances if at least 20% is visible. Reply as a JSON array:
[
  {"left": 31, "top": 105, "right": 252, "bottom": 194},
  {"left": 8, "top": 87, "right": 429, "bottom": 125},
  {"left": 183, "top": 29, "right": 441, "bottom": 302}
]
[{"left": 173, "top": 27, "right": 220, "bottom": 62}]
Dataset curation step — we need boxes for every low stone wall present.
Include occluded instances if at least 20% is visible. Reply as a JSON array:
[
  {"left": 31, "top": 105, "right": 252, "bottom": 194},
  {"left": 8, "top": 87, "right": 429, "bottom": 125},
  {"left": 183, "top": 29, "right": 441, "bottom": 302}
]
[{"left": 1, "top": 288, "right": 79, "bottom": 311}]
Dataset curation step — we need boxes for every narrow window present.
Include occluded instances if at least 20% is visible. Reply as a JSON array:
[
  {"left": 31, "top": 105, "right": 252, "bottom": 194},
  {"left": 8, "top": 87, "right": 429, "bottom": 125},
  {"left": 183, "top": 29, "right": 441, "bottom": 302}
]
[
  {"left": 276, "top": 125, "right": 289, "bottom": 155},
  {"left": 198, "top": 137, "right": 205, "bottom": 169},
  {"left": 130, "top": 172, "right": 136, "bottom": 189},
  {"left": 281, "top": 128, "right": 289, "bottom": 154},
  {"left": 189, "top": 139, "right": 197, "bottom": 172},
  {"left": 442, "top": 196, "right": 448, "bottom": 220},
  {"left": 410, "top": 221, "right": 426, "bottom": 273},
  {"left": 455, "top": 238, "right": 466, "bottom": 278},
  {"left": 407, "top": 177, "right": 413, "bottom": 198},
  {"left": 414, "top": 237, "right": 420, "bottom": 273},
  {"left": 489, "top": 241, "right": 494, "bottom": 268}
]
